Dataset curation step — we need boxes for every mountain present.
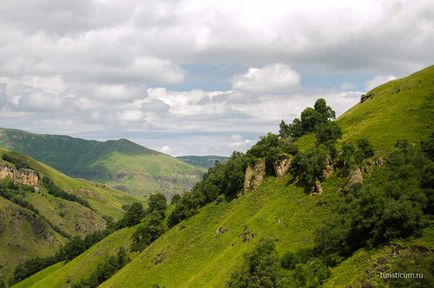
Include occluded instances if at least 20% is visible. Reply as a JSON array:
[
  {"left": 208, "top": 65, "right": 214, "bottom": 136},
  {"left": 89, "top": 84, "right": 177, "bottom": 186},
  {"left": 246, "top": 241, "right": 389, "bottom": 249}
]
[
  {"left": 0, "top": 130, "right": 205, "bottom": 197},
  {"left": 176, "top": 155, "right": 229, "bottom": 168},
  {"left": 10, "top": 65, "right": 434, "bottom": 288},
  {"left": 0, "top": 148, "right": 140, "bottom": 280}
]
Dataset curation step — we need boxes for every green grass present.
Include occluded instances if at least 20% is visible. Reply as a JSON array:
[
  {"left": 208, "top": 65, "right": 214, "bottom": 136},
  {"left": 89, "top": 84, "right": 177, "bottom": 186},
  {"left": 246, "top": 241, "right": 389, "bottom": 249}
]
[
  {"left": 0, "top": 147, "right": 140, "bottom": 219},
  {"left": 0, "top": 148, "right": 141, "bottom": 280},
  {"left": 11, "top": 226, "right": 137, "bottom": 288},
  {"left": 11, "top": 65, "right": 434, "bottom": 288},
  {"left": 0, "top": 131, "right": 205, "bottom": 196},
  {"left": 0, "top": 197, "right": 65, "bottom": 279}
]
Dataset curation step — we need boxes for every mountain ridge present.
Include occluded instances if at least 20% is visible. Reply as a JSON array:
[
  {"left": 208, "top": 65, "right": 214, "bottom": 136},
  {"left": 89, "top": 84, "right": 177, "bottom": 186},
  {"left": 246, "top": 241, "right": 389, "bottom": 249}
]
[{"left": 0, "top": 129, "right": 205, "bottom": 197}]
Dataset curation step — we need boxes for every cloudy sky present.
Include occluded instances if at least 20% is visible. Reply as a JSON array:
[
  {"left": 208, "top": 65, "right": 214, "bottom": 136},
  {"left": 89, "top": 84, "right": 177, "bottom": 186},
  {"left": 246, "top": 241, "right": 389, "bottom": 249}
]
[{"left": 0, "top": 0, "right": 433, "bottom": 156}]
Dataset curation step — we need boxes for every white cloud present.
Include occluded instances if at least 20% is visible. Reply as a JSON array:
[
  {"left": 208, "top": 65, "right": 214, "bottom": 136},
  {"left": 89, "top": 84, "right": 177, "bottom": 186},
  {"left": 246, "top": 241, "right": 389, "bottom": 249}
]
[
  {"left": 0, "top": 0, "right": 433, "bottom": 155},
  {"left": 364, "top": 75, "right": 397, "bottom": 91},
  {"left": 160, "top": 145, "right": 172, "bottom": 155},
  {"left": 227, "top": 134, "right": 253, "bottom": 149},
  {"left": 232, "top": 63, "right": 300, "bottom": 93}
]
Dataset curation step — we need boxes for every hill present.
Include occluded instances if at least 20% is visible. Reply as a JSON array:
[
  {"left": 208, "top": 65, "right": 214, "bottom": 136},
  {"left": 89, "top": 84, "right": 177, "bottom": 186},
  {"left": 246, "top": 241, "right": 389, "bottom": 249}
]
[
  {"left": 0, "top": 131, "right": 205, "bottom": 197},
  {"left": 11, "top": 65, "right": 434, "bottom": 288},
  {"left": 0, "top": 148, "right": 140, "bottom": 280},
  {"left": 176, "top": 155, "right": 229, "bottom": 168}
]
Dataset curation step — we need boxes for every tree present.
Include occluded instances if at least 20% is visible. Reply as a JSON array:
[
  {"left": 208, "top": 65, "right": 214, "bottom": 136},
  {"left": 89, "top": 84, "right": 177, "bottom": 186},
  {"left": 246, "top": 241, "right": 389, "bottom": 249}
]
[
  {"left": 228, "top": 239, "right": 290, "bottom": 288},
  {"left": 314, "top": 98, "right": 336, "bottom": 121},
  {"left": 131, "top": 212, "right": 166, "bottom": 252},
  {"left": 279, "top": 120, "right": 290, "bottom": 138},
  {"left": 290, "top": 145, "right": 328, "bottom": 190},
  {"left": 315, "top": 121, "right": 342, "bottom": 151},
  {"left": 147, "top": 193, "right": 167, "bottom": 219},
  {"left": 301, "top": 108, "right": 323, "bottom": 133},
  {"left": 289, "top": 118, "right": 304, "bottom": 138},
  {"left": 120, "top": 202, "right": 144, "bottom": 227}
]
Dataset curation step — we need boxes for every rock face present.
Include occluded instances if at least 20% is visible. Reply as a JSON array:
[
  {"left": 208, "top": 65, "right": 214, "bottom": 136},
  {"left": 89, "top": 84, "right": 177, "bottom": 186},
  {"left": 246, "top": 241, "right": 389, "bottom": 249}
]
[
  {"left": 310, "top": 179, "right": 323, "bottom": 196},
  {"left": 323, "top": 155, "right": 334, "bottom": 179},
  {"left": 360, "top": 93, "right": 374, "bottom": 103},
  {"left": 347, "top": 166, "right": 363, "bottom": 187},
  {"left": 243, "top": 159, "right": 266, "bottom": 192},
  {"left": 0, "top": 165, "right": 39, "bottom": 186},
  {"left": 273, "top": 156, "right": 292, "bottom": 178}
]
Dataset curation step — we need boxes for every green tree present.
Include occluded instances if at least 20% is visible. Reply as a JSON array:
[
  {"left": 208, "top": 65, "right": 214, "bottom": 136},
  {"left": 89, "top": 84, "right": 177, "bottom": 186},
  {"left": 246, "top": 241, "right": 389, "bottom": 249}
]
[
  {"left": 279, "top": 120, "right": 290, "bottom": 138},
  {"left": 228, "top": 239, "right": 290, "bottom": 288},
  {"left": 147, "top": 193, "right": 167, "bottom": 219},
  {"left": 315, "top": 121, "right": 342, "bottom": 150},
  {"left": 120, "top": 202, "right": 144, "bottom": 227},
  {"left": 301, "top": 108, "right": 323, "bottom": 133},
  {"left": 131, "top": 212, "right": 166, "bottom": 252},
  {"left": 314, "top": 98, "right": 336, "bottom": 121}
]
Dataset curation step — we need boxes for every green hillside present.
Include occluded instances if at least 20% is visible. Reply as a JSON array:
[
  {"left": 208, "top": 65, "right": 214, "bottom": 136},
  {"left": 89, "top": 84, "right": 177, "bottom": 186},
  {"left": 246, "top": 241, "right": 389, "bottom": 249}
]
[
  {"left": 11, "top": 65, "right": 434, "bottom": 288},
  {"left": 177, "top": 155, "right": 229, "bottom": 168},
  {"left": 0, "top": 131, "right": 205, "bottom": 197},
  {"left": 0, "top": 148, "right": 140, "bottom": 280}
]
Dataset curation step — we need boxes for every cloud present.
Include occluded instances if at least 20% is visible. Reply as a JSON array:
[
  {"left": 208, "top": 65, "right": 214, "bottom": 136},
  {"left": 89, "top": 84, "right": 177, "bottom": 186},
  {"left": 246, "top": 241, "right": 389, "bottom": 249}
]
[
  {"left": 364, "top": 75, "right": 397, "bottom": 91},
  {"left": 231, "top": 64, "right": 300, "bottom": 93},
  {"left": 0, "top": 0, "right": 433, "bottom": 155},
  {"left": 227, "top": 134, "right": 253, "bottom": 149},
  {"left": 160, "top": 145, "right": 172, "bottom": 155}
]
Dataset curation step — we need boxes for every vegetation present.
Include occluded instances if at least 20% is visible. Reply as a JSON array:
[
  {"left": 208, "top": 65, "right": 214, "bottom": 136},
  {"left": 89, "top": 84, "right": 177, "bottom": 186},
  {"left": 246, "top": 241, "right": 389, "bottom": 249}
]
[
  {"left": 2, "top": 154, "right": 31, "bottom": 170},
  {"left": 72, "top": 247, "right": 130, "bottom": 288},
  {"left": 42, "top": 177, "right": 90, "bottom": 208},
  {"left": 315, "top": 136, "right": 434, "bottom": 265},
  {"left": 131, "top": 193, "right": 167, "bottom": 252},
  {"left": 279, "top": 98, "right": 336, "bottom": 139}
]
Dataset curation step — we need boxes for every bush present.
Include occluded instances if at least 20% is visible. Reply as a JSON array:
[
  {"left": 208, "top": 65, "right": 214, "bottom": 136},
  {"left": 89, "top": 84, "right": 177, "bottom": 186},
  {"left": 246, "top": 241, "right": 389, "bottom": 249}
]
[
  {"left": 228, "top": 239, "right": 290, "bottom": 288},
  {"left": 281, "top": 249, "right": 312, "bottom": 269},
  {"left": 2, "top": 153, "right": 31, "bottom": 170},
  {"left": 42, "top": 177, "right": 90, "bottom": 208},
  {"left": 290, "top": 145, "right": 328, "bottom": 190},
  {"left": 118, "top": 202, "right": 144, "bottom": 228},
  {"left": 131, "top": 212, "right": 166, "bottom": 252}
]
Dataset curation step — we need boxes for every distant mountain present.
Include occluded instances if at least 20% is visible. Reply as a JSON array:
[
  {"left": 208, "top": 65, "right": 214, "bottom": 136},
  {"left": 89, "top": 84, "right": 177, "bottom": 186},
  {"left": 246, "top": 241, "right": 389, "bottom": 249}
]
[
  {"left": 0, "top": 148, "right": 139, "bottom": 279},
  {"left": 0, "top": 130, "right": 205, "bottom": 197},
  {"left": 176, "top": 155, "right": 229, "bottom": 168}
]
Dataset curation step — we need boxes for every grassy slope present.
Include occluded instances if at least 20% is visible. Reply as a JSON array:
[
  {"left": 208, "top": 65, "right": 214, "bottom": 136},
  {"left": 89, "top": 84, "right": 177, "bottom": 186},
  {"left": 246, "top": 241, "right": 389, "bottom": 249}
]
[
  {"left": 0, "top": 131, "right": 205, "bottom": 196},
  {"left": 0, "top": 148, "right": 140, "bottom": 280},
  {"left": 15, "top": 66, "right": 434, "bottom": 288},
  {"left": 0, "top": 197, "right": 65, "bottom": 279},
  {"left": 0, "top": 148, "right": 140, "bottom": 220},
  {"left": 11, "top": 226, "right": 137, "bottom": 288}
]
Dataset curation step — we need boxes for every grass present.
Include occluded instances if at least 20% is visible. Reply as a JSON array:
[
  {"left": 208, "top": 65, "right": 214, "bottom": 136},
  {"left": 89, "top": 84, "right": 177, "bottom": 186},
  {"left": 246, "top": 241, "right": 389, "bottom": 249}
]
[
  {"left": 0, "top": 197, "right": 65, "bottom": 279},
  {"left": 11, "top": 226, "right": 138, "bottom": 288},
  {"left": 0, "top": 148, "right": 141, "bottom": 280}
]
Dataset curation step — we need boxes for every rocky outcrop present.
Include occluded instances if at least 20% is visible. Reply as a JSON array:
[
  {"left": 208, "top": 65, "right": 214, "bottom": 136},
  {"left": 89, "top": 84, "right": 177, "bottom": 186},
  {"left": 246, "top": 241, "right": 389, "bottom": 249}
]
[
  {"left": 0, "top": 165, "right": 39, "bottom": 186},
  {"left": 310, "top": 179, "right": 323, "bottom": 196},
  {"left": 347, "top": 166, "right": 363, "bottom": 187},
  {"left": 360, "top": 93, "right": 374, "bottom": 103},
  {"left": 273, "top": 156, "right": 292, "bottom": 178},
  {"left": 323, "top": 155, "right": 334, "bottom": 179},
  {"left": 243, "top": 159, "right": 266, "bottom": 192}
]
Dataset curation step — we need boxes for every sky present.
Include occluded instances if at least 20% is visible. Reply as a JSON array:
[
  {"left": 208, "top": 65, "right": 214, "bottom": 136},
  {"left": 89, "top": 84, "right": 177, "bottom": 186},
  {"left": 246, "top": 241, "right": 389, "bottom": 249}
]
[{"left": 0, "top": 0, "right": 433, "bottom": 156}]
